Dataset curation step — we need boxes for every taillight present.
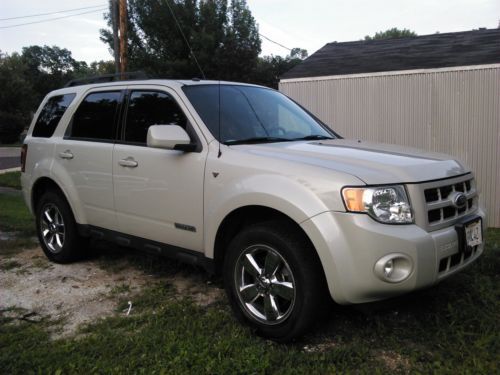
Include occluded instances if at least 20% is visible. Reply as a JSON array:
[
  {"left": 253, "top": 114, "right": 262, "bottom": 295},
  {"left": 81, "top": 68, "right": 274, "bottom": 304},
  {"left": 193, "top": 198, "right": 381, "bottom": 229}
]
[{"left": 20, "top": 144, "right": 28, "bottom": 173}]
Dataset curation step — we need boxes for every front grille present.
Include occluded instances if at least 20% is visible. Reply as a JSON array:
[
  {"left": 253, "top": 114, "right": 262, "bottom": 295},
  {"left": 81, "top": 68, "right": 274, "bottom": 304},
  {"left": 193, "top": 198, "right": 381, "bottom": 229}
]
[{"left": 423, "top": 176, "right": 477, "bottom": 227}]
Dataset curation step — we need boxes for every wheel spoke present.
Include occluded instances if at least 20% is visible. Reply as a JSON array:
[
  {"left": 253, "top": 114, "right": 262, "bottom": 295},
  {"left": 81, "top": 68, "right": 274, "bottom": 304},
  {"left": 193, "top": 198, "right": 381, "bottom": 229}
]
[
  {"left": 39, "top": 204, "right": 66, "bottom": 253},
  {"left": 271, "top": 281, "right": 294, "bottom": 300},
  {"left": 264, "top": 250, "right": 281, "bottom": 276},
  {"left": 235, "top": 244, "right": 296, "bottom": 325},
  {"left": 264, "top": 294, "right": 279, "bottom": 321},
  {"left": 242, "top": 253, "right": 262, "bottom": 278},
  {"left": 240, "top": 284, "right": 260, "bottom": 303},
  {"left": 44, "top": 210, "right": 53, "bottom": 223},
  {"left": 55, "top": 233, "right": 63, "bottom": 248}
]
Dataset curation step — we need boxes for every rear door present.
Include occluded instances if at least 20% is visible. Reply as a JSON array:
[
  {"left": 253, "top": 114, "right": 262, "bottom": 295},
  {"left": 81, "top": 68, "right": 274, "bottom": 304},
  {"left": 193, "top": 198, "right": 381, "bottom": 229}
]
[
  {"left": 54, "top": 88, "right": 124, "bottom": 230},
  {"left": 112, "top": 86, "right": 207, "bottom": 251}
]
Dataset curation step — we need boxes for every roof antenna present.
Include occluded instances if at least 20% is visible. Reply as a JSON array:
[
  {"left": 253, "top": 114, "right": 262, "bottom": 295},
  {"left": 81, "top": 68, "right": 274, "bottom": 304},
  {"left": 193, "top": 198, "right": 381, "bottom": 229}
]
[
  {"left": 217, "top": 80, "right": 222, "bottom": 158},
  {"left": 164, "top": 0, "right": 206, "bottom": 79}
]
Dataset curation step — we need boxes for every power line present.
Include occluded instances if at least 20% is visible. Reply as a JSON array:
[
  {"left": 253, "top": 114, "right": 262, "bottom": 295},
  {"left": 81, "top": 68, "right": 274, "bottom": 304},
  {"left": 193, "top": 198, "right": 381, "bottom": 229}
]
[
  {"left": 0, "top": 8, "right": 108, "bottom": 29},
  {"left": 259, "top": 33, "right": 292, "bottom": 51},
  {"left": 163, "top": 0, "right": 206, "bottom": 79},
  {"left": 0, "top": 4, "right": 107, "bottom": 21},
  {"left": 1, "top": 3, "right": 294, "bottom": 57}
]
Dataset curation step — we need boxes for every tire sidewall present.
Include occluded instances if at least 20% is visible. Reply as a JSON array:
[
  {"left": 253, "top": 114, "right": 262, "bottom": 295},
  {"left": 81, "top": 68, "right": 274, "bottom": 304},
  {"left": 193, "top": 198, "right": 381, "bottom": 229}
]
[
  {"left": 224, "top": 223, "right": 323, "bottom": 341},
  {"left": 35, "top": 190, "right": 82, "bottom": 263}
]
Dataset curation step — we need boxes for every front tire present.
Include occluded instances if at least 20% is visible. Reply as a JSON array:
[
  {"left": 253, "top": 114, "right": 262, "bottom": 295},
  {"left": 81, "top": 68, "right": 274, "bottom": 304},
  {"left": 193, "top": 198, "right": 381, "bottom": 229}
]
[
  {"left": 35, "top": 190, "right": 87, "bottom": 263},
  {"left": 224, "top": 221, "right": 328, "bottom": 341}
]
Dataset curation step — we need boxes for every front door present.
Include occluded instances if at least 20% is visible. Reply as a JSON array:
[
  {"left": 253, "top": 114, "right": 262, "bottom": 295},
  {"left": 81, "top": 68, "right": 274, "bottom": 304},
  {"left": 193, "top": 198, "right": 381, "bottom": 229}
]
[{"left": 112, "top": 87, "right": 206, "bottom": 251}]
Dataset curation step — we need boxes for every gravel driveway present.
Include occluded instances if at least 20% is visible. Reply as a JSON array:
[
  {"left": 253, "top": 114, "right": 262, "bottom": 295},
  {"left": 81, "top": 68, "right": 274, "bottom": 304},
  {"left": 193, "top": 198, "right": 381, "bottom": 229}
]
[{"left": 0, "top": 246, "right": 223, "bottom": 338}]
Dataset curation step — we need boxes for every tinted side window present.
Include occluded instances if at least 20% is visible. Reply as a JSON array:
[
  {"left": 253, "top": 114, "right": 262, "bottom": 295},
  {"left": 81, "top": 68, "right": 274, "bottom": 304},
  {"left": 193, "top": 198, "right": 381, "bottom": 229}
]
[
  {"left": 32, "top": 94, "right": 76, "bottom": 137},
  {"left": 124, "top": 91, "right": 187, "bottom": 144},
  {"left": 70, "top": 91, "right": 121, "bottom": 141}
]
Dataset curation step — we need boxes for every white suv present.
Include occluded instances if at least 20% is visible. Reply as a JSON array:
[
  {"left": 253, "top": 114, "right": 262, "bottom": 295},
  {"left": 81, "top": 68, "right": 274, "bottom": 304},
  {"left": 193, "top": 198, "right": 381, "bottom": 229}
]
[{"left": 21, "top": 79, "right": 485, "bottom": 341}]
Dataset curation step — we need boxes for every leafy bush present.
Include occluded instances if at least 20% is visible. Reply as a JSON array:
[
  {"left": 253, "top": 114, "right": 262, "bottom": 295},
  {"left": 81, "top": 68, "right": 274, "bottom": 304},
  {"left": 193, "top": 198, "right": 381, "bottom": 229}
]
[{"left": 0, "top": 112, "right": 27, "bottom": 144}]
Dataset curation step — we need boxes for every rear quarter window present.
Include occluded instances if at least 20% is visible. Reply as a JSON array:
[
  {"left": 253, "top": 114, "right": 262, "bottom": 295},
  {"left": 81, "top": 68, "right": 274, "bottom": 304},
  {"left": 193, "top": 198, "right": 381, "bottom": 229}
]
[{"left": 32, "top": 93, "right": 76, "bottom": 137}]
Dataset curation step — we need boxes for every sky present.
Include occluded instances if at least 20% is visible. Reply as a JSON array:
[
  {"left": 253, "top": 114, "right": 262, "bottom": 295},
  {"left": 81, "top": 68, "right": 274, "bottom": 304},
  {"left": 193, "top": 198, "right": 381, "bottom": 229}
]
[{"left": 0, "top": 0, "right": 499, "bottom": 63}]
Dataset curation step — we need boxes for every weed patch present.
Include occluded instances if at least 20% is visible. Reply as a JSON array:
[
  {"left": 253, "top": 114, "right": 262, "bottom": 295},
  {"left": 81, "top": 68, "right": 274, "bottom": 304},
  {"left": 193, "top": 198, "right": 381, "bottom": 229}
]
[
  {"left": 0, "top": 193, "right": 37, "bottom": 252},
  {"left": 0, "top": 259, "right": 22, "bottom": 270},
  {"left": 0, "top": 171, "right": 21, "bottom": 190}
]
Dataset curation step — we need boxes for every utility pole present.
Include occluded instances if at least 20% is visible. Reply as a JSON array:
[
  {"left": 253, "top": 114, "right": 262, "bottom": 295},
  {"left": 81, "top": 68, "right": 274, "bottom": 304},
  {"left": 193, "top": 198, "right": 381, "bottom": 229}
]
[
  {"left": 110, "top": 0, "right": 120, "bottom": 74},
  {"left": 119, "top": 0, "right": 128, "bottom": 77}
]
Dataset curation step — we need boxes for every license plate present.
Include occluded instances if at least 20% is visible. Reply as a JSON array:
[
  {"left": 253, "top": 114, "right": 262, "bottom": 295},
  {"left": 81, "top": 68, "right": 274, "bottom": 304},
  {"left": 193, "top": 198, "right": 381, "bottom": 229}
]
[{"left": 465, "top": 220, "right": 482, "bottom": 247}]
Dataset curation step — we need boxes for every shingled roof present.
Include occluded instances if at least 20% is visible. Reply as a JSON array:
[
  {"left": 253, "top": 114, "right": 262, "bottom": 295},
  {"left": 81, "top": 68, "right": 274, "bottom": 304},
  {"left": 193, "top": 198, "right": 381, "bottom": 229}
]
[{"left": 281, "top": 28, "right": 500, "bottom": 80}]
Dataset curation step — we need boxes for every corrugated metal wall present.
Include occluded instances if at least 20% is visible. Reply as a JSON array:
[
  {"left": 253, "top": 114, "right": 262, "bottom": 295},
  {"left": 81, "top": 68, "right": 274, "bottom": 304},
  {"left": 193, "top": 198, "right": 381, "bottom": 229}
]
[{"left": 280, "top": 65, "right": 500, "bottom": 227}]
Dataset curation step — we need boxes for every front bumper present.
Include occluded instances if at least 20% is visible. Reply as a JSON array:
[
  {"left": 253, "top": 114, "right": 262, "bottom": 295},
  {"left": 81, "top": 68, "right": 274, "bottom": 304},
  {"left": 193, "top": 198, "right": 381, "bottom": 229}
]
[{"left": 301, "top": 207, "right": 486, "bottom": 305}]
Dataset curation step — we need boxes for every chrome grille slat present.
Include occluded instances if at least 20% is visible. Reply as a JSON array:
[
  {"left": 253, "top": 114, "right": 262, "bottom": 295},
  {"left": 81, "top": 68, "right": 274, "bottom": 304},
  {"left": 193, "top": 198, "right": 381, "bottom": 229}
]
[
  {"left": 425, "top": 191, "right": 476, "bottom": 209},
  {"left": 424, "top": 178, "right": 477, "bottom": 226},
  {"left": 406, "top": 173, "right": 479, "bottom": 232}
]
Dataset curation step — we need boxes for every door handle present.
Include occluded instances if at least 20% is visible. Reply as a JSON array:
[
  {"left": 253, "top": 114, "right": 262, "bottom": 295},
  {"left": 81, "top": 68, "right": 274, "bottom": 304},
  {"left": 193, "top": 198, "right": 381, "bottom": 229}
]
[
  {"left": 59, "top": 150, "right": 74, "bottom": 159},
  {"left": 118, "top": 157, "right": 138, "bottom": 168}
]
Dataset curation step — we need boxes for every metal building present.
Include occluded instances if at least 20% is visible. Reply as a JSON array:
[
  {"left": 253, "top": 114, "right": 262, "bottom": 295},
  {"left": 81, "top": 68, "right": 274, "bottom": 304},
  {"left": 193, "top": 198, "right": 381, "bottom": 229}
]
[{"left": 280, "top": 29, "right": 500, "bottom": 227}]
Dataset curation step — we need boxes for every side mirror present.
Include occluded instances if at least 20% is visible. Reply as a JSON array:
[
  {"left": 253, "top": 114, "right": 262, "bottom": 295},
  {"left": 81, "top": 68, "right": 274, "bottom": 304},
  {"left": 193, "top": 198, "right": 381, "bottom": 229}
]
[{"left": 147, "top": 125, "right": 196, "bottom": 151}]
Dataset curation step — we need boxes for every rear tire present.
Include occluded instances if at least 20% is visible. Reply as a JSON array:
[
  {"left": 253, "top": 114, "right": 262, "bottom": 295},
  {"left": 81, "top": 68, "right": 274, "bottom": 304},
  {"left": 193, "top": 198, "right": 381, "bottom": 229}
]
[
  {"left": 223, "top": 221, "right": 328, "bottom": 342},
  {"left": 35, "top": 190, "right": 87, "bottom": 263}
]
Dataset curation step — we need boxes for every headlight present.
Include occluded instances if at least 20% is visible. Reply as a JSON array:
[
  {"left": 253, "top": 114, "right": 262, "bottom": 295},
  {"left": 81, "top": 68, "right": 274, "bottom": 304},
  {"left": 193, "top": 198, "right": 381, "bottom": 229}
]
[{"left": 342, "top": 185, "right": 413, "bottom": 224}]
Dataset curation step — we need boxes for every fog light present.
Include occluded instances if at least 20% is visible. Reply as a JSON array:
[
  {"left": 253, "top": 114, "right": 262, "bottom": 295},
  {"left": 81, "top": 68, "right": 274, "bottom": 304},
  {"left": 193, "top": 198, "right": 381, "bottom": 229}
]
[
  {"left": 384, "top": 259, "right": 394, "bottom": 277},
  {"left": 374, "top": 254, "right": 413, "bottom": 283}
]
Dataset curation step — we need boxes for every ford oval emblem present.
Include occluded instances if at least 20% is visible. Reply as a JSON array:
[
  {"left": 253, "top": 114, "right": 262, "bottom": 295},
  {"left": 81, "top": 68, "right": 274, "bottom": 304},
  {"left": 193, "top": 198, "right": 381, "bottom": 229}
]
[{"left": 453, "top": 193, "right": 467, "bottom": 209}]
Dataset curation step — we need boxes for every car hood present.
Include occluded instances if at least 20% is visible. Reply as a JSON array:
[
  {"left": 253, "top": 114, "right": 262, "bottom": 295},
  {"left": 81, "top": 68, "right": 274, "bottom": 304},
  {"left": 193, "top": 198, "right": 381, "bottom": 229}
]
[{"left": 234, "top": 139, "right": 469, "bottom": 185}]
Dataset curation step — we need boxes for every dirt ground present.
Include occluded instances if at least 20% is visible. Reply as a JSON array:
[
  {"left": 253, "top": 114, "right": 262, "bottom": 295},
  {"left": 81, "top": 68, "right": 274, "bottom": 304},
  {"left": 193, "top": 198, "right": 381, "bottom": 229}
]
[{"left": 0, "top": 246, "right": 224, "bottom": 338}]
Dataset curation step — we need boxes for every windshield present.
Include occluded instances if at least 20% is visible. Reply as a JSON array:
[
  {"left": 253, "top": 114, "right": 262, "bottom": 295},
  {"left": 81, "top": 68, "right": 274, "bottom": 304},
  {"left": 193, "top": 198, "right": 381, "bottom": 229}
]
[{"left": 182, "top": 84, "right": 336, "bottom": 144}]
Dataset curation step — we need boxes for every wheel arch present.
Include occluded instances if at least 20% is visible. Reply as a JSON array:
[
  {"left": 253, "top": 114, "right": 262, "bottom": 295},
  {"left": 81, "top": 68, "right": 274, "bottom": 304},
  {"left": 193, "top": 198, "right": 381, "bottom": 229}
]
[
  {"left": 31, "top": 177, "right": 84, "bottom": 224},
  {"left": 212, "top": 205, "right": 327, "bottom": 283}
]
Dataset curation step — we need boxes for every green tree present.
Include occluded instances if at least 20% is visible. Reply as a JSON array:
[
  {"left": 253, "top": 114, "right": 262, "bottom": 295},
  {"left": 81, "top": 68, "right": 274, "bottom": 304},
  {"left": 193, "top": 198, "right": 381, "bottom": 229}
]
[
  {"left": 86, "top": 60, "right": 116, "bottom": 76},
  {"left": 0, "top": 46, "right": 110, "bottom": 143},
  {"left": 22, "top": 45, "right": 80, "bottom": 74},
  {"left": 251, "top": 48, "right": 307, "bottom": 89},
  {"left": 0, "top": 52, "right": 34, "bottom": 115},
  {"left": 364, "top": 28, "right": 417, "bottom": 40},
  {"left": 0, "top": 52, "right": 35, "bottom": 143},
  {"left": 100, "top": 0, "right": 261, "bottom": 81},
  {"left": 20, "top": 45, "right": 91, "bottom": 105},
  {"left": 290, "top": 48, "right": 308, "bottom": 60}
]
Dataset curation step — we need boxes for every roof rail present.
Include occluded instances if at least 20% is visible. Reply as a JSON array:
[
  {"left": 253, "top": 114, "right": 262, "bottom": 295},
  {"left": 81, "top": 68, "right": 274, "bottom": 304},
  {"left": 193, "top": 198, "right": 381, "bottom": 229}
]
[{"left": 64, "top": 71, "right": 149, "bottom": 87}]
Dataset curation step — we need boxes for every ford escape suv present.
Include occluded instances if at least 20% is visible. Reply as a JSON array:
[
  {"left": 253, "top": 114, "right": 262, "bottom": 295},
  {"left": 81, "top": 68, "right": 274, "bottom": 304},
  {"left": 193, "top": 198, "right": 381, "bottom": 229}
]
[{"left": 21, "top": 79, "right": 485, "bottom": 341}]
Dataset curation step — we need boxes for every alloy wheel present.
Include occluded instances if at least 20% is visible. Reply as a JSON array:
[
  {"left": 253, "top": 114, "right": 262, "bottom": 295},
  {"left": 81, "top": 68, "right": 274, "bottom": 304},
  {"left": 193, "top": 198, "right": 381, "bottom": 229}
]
[
  {"left": 40, "top": 203, "right": 65, "bottom": 253},
  {"left": 234, "top": 244, "right": 296, "bottom": 325}
]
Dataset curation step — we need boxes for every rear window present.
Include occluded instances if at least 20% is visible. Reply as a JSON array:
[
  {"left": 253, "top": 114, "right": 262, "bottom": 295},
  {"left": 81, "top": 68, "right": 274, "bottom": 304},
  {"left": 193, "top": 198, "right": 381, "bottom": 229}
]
[
  {"left": 32, "top": 94, "right": 76, "bottom": 137},
  {"left": 69, "top": 91, "right": 121, "bottom": 141}
]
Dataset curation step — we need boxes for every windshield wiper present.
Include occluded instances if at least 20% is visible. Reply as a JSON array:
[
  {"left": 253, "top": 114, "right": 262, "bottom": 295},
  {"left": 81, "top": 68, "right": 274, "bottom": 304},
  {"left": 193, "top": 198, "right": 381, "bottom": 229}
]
[
  {"left": 291, "top": 135, "right": 335, "bottom": 141},
  {"left": 224, "top": 137, "right": 290, "bottom": 145}
]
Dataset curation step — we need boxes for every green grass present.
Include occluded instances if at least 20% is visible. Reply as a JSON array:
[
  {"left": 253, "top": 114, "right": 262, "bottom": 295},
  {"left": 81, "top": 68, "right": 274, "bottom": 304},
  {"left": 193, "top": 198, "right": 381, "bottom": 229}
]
[
  {"left": 1, "top": 229, "right": 498, "bottom": 373},
  {"left": 0, "top": 171, "right": 21, "bottom": 190},
  {"left": 0, "top": 259, "right": 22, "bottom": 270},
  {"left": 0, "top": 143, "right": 22, "bottom": 147},
  {"left": 0, "top": 192, "right": 37, "bottom": 253},
  {"left": 110, "top": 283, "right": 132, "bottom": 296}
]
